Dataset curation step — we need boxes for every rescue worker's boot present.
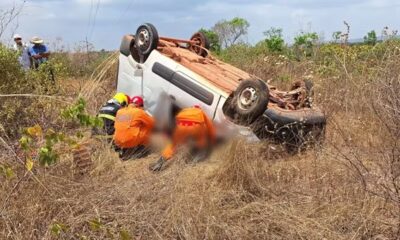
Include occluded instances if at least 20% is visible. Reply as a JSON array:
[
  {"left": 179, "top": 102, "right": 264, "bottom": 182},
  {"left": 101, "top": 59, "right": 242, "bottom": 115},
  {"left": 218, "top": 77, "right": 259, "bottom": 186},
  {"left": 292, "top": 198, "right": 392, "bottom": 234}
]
[
  {"left": 119, "top": 145, "right": 150, "bottom": 161},
  {"left": 191, "top": 147, "right": 210, "bottom": 163},
  {"left": 149, "top": 157, "right": 167, "bottom": 171},
  {"left": 118, "top": 148, "right": 127, "bottom": 160}
]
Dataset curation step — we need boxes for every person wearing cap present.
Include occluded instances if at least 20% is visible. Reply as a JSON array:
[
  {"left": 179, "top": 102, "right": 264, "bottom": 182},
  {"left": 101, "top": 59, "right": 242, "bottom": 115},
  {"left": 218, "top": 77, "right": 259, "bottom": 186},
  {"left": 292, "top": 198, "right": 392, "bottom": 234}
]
[
  {"left": 97, "top": 93, "right": 130, "bottom": 136},
  {"left": 114, "top": 96, "right": 155, "bottom": 160},
  {"left": 28, "top": 36, "right": 50, "bottom": 69},
  {"left": 12, "top": 34, "right": 31, "bottom": 70},
  {"left": 149, "top": 105, "right": 216, "bottom": 171}
]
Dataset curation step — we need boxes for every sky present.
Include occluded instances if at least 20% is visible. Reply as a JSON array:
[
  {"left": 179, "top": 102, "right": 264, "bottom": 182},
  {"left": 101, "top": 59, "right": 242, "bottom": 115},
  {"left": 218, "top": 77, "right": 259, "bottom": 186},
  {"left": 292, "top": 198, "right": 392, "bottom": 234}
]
[{"left": 0, "top": 0, "right": 399, "bottom": 50}]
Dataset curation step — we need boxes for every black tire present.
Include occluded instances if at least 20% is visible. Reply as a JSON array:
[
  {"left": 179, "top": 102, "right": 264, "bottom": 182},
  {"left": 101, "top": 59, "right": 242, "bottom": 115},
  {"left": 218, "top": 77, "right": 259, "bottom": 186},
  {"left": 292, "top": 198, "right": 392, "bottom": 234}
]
[
  {"left": 135, "top": 23, "right": 159, "bottom": 60},
  {"left": 233, "top": 79, "right": 269, "bottom": 124},
  {"left": 190, "top": 32, "right": 210, "bottom": 57},
  {"left": 128, "top": 35, "right": 141, "bottom": 62}
]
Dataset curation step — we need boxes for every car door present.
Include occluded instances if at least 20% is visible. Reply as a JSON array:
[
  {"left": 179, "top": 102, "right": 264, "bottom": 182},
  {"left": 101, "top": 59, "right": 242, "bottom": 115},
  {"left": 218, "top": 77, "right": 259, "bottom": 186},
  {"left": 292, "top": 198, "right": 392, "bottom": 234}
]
[
  {"left": 167, "top": 66, "right": 221, "bottom": 119},
  {"left": 116, "top": 54, "right": 143, "bottom": 97}
]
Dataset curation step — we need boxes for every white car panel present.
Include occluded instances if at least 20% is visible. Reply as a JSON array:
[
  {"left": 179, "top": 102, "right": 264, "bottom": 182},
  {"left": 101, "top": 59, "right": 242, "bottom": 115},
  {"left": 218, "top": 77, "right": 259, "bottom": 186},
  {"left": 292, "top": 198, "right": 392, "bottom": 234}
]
[{"left": 116, "top": 55, "right": 142, "bottom": 97}]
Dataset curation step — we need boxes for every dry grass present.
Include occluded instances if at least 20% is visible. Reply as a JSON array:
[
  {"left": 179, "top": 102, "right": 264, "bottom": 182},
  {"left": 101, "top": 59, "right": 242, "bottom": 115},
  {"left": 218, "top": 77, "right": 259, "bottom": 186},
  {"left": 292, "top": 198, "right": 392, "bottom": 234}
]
[
  {"left": 1, "top": 137, "right": 397, "bottom": 239},
  {"left": 1, "top": 42, "right": 400, "bottom": 239}
]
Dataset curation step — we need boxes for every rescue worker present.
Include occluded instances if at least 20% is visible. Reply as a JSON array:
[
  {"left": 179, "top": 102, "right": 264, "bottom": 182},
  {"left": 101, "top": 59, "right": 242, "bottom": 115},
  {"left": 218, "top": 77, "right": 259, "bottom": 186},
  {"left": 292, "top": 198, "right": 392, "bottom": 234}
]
[
  {"left": 114, "top": 96, "right": 155, "bottom": 160},
  {"left": 98, "top": 93, "right": 130, "bottom": 136},
  {"left": 149, "top": 105, "right": 216, "bottom": 171}
]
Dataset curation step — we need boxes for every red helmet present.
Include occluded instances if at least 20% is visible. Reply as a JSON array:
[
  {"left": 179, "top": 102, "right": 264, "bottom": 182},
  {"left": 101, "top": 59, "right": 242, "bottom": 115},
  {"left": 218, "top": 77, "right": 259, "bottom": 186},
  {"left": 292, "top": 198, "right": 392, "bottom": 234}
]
[{"left": 131, "top": 96, "right": 144, "bottom": 107}]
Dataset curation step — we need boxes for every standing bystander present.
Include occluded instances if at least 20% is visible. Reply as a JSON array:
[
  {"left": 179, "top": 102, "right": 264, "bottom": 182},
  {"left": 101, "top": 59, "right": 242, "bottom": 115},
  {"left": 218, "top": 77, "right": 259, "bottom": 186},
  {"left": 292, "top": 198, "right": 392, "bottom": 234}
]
[{"left": 12, "top": 34, "right": 30, "bottom": 70}]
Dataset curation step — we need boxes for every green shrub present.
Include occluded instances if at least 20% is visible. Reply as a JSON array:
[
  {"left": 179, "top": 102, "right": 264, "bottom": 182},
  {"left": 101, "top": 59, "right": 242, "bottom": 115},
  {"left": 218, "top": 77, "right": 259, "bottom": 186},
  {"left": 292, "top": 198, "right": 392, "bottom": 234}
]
[
  {"left": 263, "top": 27, "right": 285, "bottom": 52},
  {"left": 0, "top": 46, "right": 67, "bottom": 139},
  {"left": 0, "top": 45, "right": 25, "bottom": 93},
  {"left": 364, "top": 30, "right": 377, "bottom": 45},
  {"left": 293, "top": 32, "right": 319, "bottom": 58}
]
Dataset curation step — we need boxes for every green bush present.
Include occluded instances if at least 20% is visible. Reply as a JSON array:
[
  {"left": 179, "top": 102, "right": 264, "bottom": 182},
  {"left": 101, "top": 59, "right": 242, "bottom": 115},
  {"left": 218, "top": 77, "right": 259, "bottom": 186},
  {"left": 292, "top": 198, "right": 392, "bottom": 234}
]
[
  {"left": 0, "top": 45, "right": 25, "bottom": 93},
  {"left": 263, "top": 27, "right": 285, "bottom": 52},
  {"left": 364, "top": 30, "right": 377, "bottom": 45},
  {"left": 293, "top": 32, "right": 319, "bottom": 58},
  {"left": 0, "top": 45, "right": 67, "bottom": 139}
]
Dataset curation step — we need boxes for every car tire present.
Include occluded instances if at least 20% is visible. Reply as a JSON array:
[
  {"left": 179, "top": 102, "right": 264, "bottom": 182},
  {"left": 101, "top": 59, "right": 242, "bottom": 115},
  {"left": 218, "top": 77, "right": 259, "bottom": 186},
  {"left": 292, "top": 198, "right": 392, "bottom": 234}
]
[
  {"left": 128, "top": 35, "right": 141, "bottom": 62},
  {"left": 190, "top": 32, "right": 210, "bottom": 57},
  {"left": 233, "top": 79, "right": 269, "bottom": 124},
  {"left": 135, "top": 23, "right": 159, "bottom": 61}
]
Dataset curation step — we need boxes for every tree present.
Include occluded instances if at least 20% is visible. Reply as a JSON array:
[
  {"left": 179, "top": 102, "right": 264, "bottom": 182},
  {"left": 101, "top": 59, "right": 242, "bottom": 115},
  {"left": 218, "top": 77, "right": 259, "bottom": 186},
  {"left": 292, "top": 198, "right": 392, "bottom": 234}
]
[
  {"left": 294, "top": 32, "right": 319, "bottom": 47},
  {"left": 0, "top": 1, "right": 25, "bottom": 39},
  {"left": 212, "top": 17, "right": 250, "bottom": 49},
  {"left": 198, "top": 28, "right": 220, "bottom": 52},
  {"left": 363, "top": 30, "right": 377, "bottom": 45},
  {"left": 332, "top": 31, "right": 342, "bottom": 43},
  {"left": 293, "top": 32, "right": 319, "bottom": 58},
  {"left": 263, "top": 27, "right": 284, "bottom": 52}
]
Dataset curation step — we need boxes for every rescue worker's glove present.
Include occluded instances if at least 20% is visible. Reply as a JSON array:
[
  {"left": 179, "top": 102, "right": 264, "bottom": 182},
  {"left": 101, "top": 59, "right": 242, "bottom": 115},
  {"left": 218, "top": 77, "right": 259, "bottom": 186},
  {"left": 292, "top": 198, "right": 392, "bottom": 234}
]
[{"left": 149, "top": 157, "right": 166, "bottom": 172}]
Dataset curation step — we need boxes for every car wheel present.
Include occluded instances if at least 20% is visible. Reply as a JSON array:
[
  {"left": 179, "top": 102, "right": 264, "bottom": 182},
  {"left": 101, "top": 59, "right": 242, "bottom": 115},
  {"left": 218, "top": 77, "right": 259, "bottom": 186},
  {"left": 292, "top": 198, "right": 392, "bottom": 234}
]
[
  {"left": 135, "top": 23, "right": 159, "bottom": 61},
  {"left": 190, "top": 32, "right": 210, "bottom": 57},
  {"left": 233, "top": 79, "right": 269, "bottom": 124},
  {"left": 129, "top": 35, "right": 141, "bottom": 62}
]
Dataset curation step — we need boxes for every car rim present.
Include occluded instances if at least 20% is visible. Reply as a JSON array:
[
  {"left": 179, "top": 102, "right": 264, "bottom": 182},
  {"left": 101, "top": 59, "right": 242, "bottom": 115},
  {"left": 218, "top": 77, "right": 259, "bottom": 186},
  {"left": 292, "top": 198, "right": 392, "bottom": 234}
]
[
  {"left": 138, "top": 29, "right": 150, "bottom": 50},
  {"left": 238, "top": 87, "right": 258, "bottom": 110}
]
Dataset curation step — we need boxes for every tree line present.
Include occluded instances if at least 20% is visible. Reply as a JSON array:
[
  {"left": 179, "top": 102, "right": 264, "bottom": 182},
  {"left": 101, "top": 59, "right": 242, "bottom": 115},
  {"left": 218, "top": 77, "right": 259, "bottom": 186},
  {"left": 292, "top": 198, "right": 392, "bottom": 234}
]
[{"left": 199, "top": 17, "right": 398, "bottom": 53}]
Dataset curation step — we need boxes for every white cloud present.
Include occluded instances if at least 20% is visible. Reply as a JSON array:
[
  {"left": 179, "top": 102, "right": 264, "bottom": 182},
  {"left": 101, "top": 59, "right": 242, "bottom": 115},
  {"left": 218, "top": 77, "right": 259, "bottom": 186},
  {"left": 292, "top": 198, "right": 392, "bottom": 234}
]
[
  {"left": 74, "top": 0, "right": 115, "bottom": 5},
  {"left": 0, "top": 0, "right": 399, "bottom": 49}
]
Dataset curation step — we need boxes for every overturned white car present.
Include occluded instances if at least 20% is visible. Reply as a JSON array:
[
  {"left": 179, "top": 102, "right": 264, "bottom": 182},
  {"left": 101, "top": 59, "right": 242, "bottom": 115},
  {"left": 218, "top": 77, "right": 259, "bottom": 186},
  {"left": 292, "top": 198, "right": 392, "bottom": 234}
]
[{"left": 116, "top": 23, "right": 326, "bottom": 147}]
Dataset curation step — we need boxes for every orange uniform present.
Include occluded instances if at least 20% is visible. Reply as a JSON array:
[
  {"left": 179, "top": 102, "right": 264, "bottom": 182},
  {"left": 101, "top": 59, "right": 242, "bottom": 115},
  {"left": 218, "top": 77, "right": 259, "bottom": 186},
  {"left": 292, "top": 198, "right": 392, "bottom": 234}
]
[
  {"left": 161, "top": 107, "right": 216, "bottom": 160},
  {"left": 114, "top": 105, "right": 154, "bottom": 148}
]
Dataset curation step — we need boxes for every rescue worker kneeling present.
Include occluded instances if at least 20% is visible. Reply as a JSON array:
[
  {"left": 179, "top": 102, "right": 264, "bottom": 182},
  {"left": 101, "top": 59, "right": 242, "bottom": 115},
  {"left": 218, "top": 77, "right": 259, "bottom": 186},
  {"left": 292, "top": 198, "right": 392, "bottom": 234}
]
[
  {"left": 149, "top": 105, "right": 216, "bottom": 171},
  {"left": 114, "top": 96, "right": 155, "bottom": 160},
  {"left": 97, "top": 93, "right": 130, "bottom": 136}
]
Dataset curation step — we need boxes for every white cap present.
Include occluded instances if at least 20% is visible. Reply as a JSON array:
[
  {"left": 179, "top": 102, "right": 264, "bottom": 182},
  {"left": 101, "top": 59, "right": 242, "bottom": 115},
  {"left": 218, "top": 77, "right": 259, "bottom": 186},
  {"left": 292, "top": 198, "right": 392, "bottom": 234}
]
[{"left": 13, "top": 34, "right": 22, "bottom": 39}]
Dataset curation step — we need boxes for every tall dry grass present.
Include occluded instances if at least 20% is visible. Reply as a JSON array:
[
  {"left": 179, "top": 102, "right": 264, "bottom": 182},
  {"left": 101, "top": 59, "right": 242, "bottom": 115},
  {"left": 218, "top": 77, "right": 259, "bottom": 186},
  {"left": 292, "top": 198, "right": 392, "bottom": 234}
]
[
  {"left": 1, "top": 137, "right": 397, "bottom": 239},
  {"left": 1, "top": 41, "right": 400, "bottom": 239}
]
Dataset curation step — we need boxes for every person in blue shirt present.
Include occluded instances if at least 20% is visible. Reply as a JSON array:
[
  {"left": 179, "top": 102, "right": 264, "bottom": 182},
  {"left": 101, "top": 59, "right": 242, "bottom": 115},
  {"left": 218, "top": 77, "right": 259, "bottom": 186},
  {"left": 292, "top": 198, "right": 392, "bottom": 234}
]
[{"left": 29, "top": 36, "right": 50, "bottom": 69}]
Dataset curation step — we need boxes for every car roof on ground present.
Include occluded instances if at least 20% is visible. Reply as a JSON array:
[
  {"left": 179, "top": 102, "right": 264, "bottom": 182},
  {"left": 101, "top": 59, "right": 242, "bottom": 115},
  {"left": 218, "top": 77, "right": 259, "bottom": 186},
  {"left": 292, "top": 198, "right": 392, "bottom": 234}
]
[{"left": 157, "top": 40, "right": 256, "bottom": 94}]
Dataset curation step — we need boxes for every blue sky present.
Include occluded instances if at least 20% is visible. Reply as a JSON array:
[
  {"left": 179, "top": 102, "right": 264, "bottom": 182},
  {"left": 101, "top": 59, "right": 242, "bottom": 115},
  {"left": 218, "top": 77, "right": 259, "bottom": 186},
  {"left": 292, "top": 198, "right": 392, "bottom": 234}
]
[{"left": 1, "top": 0, "right": 399, "bottom": 50}]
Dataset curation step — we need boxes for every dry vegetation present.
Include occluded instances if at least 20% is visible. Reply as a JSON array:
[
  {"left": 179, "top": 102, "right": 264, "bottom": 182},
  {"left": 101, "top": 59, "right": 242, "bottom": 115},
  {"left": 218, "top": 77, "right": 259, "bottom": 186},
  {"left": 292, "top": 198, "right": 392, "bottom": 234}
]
[{"left": 1, "top": 38, "right": 400, "bottom": 240}]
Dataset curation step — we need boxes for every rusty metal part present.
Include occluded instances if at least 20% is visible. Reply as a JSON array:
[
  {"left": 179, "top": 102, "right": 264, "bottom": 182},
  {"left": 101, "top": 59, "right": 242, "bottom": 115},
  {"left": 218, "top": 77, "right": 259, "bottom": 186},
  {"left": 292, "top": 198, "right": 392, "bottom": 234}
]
[
  {"left": 156, "top": 35, "right": 312, "bottom": 111},
  {"left": 159, "top": 34, "right": 208, "bottom": 57},
  {"left": 159, "top": 36, "right": 198, "bottom": 45},
  {"left": 72, "top": 143, "right": 92, "bottom": 177}
]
